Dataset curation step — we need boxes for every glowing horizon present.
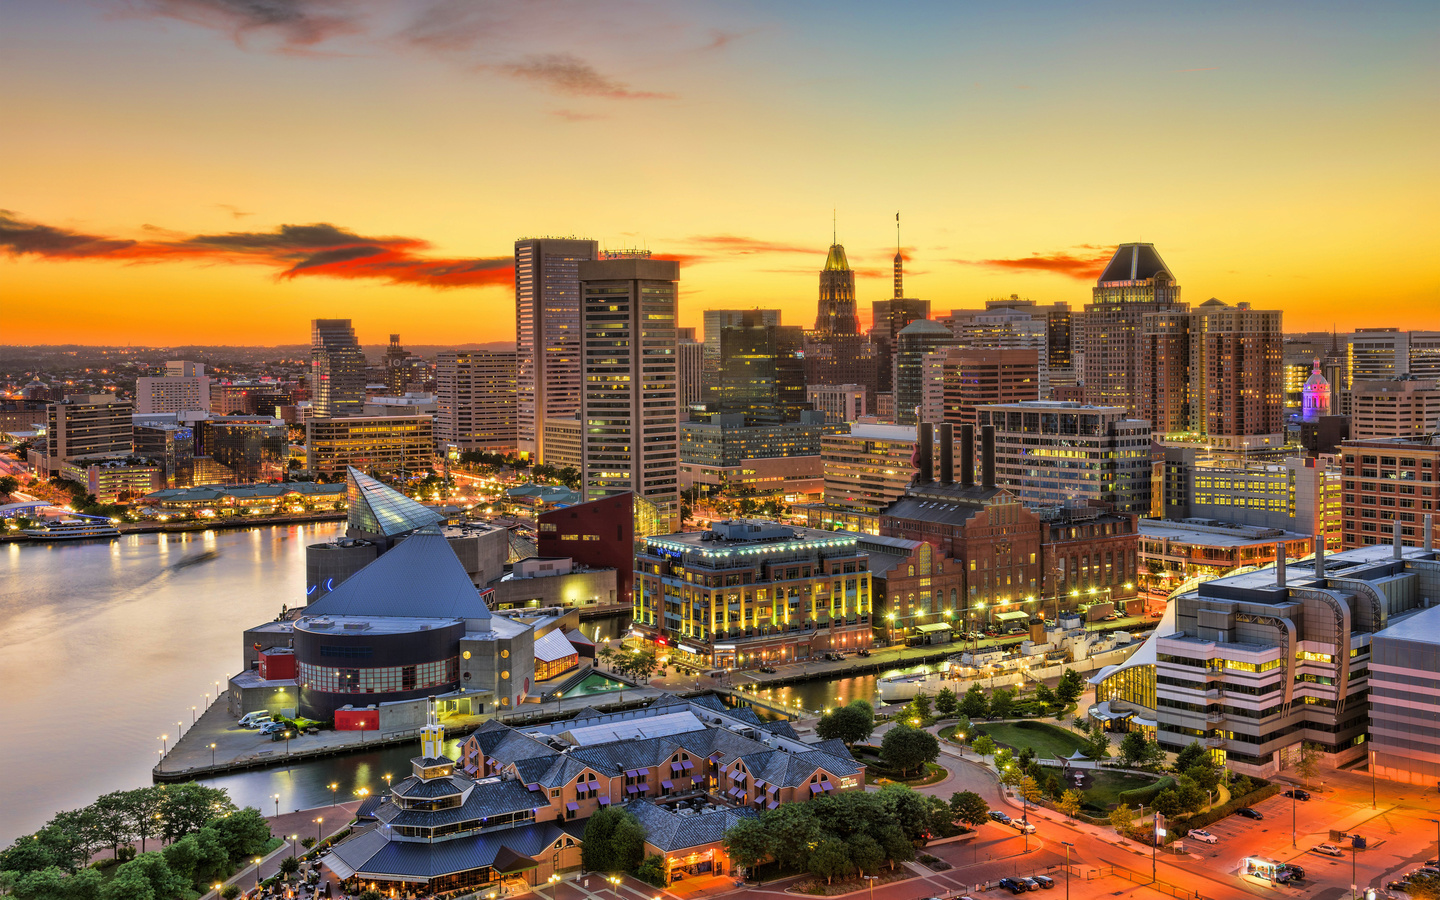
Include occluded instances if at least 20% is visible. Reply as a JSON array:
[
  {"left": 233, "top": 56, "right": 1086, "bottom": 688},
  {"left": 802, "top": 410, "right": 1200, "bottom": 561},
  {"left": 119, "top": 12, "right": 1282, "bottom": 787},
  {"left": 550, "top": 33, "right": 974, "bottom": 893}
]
[{"left": 3, "top": 1, "right": 1437, "bottom": 346}]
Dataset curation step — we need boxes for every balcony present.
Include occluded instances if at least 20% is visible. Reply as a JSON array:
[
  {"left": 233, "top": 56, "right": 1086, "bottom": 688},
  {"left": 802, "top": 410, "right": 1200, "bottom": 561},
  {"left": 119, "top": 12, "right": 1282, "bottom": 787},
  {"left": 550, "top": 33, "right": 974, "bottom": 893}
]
[{"left": 1204, "top": 736, "right": 1227, "bottom": 749}]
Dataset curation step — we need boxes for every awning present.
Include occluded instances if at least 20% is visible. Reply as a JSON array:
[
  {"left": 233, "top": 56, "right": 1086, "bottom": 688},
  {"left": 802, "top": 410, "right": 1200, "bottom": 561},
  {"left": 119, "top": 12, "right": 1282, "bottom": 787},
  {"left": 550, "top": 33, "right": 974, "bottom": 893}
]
[
  {"left": 671, "top": 762, "right": 684, "bottom": 772},
  {"left": 682, "top": 760, "right": 694, "bottom": 770},
  {"left": 566, "top": 802, "right": 579, "bottom": 811},
  {"left": 732, "top": 771, "right": 746, "bottom": 783},
  {"left": 753, "top": 779, "right": 766, "bottom": 789},
  {"left": 625, "top": 768, "right": 643, "bottom": 777},
  {"left": 661, "top": 780, "right": 673, "bottom": 789},
  {"left": 598, "top": 797, "right": 610, "bottom": 806},
  {"left": 767, "top": 801, "right": 779, "bottom": 809},
  {"left": 728, "top": 787, "right": 742, "bottom": 798},
  {"left": 996, "top": 611, "right": 1031, "bottom": 622},
  {"left": 916, "top": 623, "right": 953, "bottom": 633},
  {"left": 820, "top": 780, "right": 833, "bottom": 791},
  {"left": 626, "top": 785, "right": 640, "bottom": 794},
  {"left": 809, "top": 784, "right": 823, "bottom": 794}
]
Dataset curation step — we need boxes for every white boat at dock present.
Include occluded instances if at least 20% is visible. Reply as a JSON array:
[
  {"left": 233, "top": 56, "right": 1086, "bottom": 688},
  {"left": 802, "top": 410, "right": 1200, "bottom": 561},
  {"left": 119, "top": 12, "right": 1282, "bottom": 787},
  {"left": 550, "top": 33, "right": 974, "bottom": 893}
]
[{"left": 22, "top": 517, "right": 121, "bottom": 541}]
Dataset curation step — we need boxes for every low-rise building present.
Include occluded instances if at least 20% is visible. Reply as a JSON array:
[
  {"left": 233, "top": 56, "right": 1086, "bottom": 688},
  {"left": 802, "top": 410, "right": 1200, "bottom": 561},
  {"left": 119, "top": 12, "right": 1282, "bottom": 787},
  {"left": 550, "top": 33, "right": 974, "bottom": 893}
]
[
  {"left": 634, "top": 520, "right": 873, "bottom": 669},
  {"left": 1137, "top": 518, "right": 1313, "bottom": 600},
  {"left": 1369, "top": 597, "right": 1440, "bottom": 786},
  {"left": 806, "top": 384, "right": 866, "bottom": 423},
  {"left": 487, "top": 556, "right": 619, "bottom": 610},
  {"left": 306, "top": 413, "right": 434, "bottom": 478},
  {"left": 1159, "top": 449, "right": 1342, "bottom": 552},
  {"left": 60, "top": 456, "right": 163, "bottom": 503}
]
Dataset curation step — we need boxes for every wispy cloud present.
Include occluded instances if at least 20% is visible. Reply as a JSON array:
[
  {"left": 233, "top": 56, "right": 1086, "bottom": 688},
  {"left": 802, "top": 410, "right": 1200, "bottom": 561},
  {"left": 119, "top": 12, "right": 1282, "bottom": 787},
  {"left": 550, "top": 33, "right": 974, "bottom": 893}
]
[
  {"left": 0, "top": 211, "right": 512, "bottom": 289},
  {"left": 216, "top": 203, "right": 254, "bottom": 218},
  {"left": 958, "top": 245, "right": 1115, "bottom": 280},
  {"left": 127, "top": 0, "right": 363, "bottom": 50},
  {"left": 683, "top": 234, "right": 815, "bottom": 256},
  {"left": 498, "top": 53, "right": 674, "bottom": 99},
  {"left": 551, "top": 109, "right": 606, "bottom": 122}
]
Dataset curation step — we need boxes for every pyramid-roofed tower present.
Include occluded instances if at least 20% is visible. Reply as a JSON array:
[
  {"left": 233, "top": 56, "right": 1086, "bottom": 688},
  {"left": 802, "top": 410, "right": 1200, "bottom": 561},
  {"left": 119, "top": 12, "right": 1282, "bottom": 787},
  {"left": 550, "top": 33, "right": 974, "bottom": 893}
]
[{"left": 346, "top": 466, "right": 445, "bottom": 538}]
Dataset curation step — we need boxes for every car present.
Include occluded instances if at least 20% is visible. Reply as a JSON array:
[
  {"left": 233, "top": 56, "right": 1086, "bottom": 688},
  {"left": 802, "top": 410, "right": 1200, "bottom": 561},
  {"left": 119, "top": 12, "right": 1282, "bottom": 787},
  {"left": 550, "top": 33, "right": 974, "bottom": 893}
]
[
  {"left": 1237, "top": 807, "right": 1264, "bottom": 820},
  {"left": 1017, "top": 877, "right": 1040, "bottom": 892},
  {"left": 1011, "top": 820, "right": 1036, "bottom": 834},
  {"left": 1188, "top": 829, "right": 1219, "bottom": 844},
  {"left": 1314, "top": 844, "right": 1344, "bottom": 857},
  {"left": 1286, "top": 865, "right": 1306, "bottom": 881},
  {"left": 758, "top": 666, "right": 777, "bottom": 674},
  {"left": 1428, "top": 858, "right": 1439, "bottom": 867},
  {"left": 989, "top": 810, "right": 1012, "bottom": 823},
  {"left": 959, "top": 896, "right": 980, "bottom": 900},
  {"left": 1031, "top": 876, "right": 1055, "bottom": 890},
  {"left": 259, "top": 721, "right": 288, "bottom": 735},
  {"left": 1283, "top": 789, "right": 1311, "bottom": 800},
  {"left": 997, "top": 878, "right": 1026, "bottom": 895},
  {"left": 238, "top": 712, "right": 273, "bottom": 728},
  {"left": 857, "top": 648, "right": 871, "bottom": 657},
  {"left": 1388, "top": 882, "right": 1411, "bottom": 893}
]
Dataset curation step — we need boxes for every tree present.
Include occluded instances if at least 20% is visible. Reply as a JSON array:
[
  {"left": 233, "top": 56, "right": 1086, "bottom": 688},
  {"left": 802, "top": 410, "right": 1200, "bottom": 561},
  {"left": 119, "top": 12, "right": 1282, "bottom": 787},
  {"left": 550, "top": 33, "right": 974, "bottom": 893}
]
[
  {"left": 1058, "top": 789, "right": 1083, "bottom": 821},
  {"left": 1290, "top": 741, "right": 1324, "bottom": 786},
  {"left": 960, "top": 683, "right": 989, "bottom": 720},
  {"left": 1173, "top": 741, "right": 1208, "bottom": 774},
  {"left": 1153, "top": 789, "right": 1182, "bottom": 818},
  {"left": 1034, "top": 683, "right": 1057, "bottom": 709},
  {"left": 581, "top": 807, "right": 646, "bottom": 873},
  {"left": 208, "top": 808, "right": 271, "bottom": 863},
  {"left": 598, "top": 647, "right": 614, "bottom": 670},
  {"left": 999, "top": 764, "right": 1022, "bottom": 790},
  {"left": 949, "top": 791, "right": 989, "bottom": 828},
  {"left": 221, "top": 886, "right": 241, "bottom": 900},
  {"left": 935, "top": 687, "right": 958, "bottom": 718},
  {"left": 1184, "top": 760, "right": 1220, "bottom": 794},
  {"left": 875, "top": 824, "right": 914, "bottom": 870},
  {"left": 0, "top": 475, "right": 20, "bottom": 496},
  {"left": 993, "top": 748, "right": 1014, "bottom": 772},
  {"left": 636, "top": 854, "right": 668, "bottom": 887},
  {"left": 1120, "top": 731, "right": 1149, "bottom": 768},
  {"left": 160, "top": 784, "right": 235, "bottom": 844},
  {"left": 91, "top": 792, "right": 137, "bottom": 858},
  {"left": 1140, "top": 738, "right": 1167, "bottom": 770},
  {"left": 723, "top": 817, "right": 772, "bottom": 876},
  {"left": 808, "top": 838, "right": 853, "bottom": 884},
  {"left": 278, "top": 856, "right": 300, "bottom": 878},
  {"left": 880, "top": 724, "right": 939, "bottom": 777},
  {"left": 1108, "top": 803, "right": 1134, "bottom": 837},
  {"left": 1405, "top": 872, "right": 1440, "bottom": 900},
  {"left": 125, "top": 788, "right": 166, "bottom": 854},
  {"left": 970, "top": 734, "right": 996, "bottom": 763},
  {"left": 878, "top": 784, "right": 931, "bottom": 844},
  {"left": 908, "top": 691, "right": 933, "bottom": 724},
  {"left": 846, "top": 833, "right": 884, "bottom": 876},
  {"left": 816, "top": 706, "right": 874, "bottom": 746},
  {"left": 762, "top": 803, "right": 822, "bottom": 872},
  {"left": 1045, "top": 773, "right": 1063, "bottom": 800},
  {"left": 1056, "top": 668, "right": 1085, "bottom": 705},
  {"left": 1085, "top": 721, "right": 1111, "bottom": 760},
  {"left": 1018, "top": 775, "right": 1042, "bottom": 818},
  {"left": 358, "top": 891, "right": 384, "bottom": 900},
  {"left": 110, "top": 852, "right": 186, "bottom": 900},
  {"left": 989, "top": 687, "right": 1014, "bottom": 719}
]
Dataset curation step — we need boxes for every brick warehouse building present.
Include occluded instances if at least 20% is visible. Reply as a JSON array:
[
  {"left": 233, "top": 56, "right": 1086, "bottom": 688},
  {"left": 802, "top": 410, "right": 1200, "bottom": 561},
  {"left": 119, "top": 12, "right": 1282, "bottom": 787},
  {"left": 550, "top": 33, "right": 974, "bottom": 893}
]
[{"left": 1038, "top": 502, "right": 1141, "bottom": 616}]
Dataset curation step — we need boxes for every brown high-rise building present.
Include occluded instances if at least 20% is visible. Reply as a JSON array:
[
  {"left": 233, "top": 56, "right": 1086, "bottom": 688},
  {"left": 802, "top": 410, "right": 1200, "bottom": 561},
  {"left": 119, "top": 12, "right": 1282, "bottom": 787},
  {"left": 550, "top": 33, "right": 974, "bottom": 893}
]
[
  {"left": 1139, "top": 299, "right": 1284, "bottom": 449},
  {"left": 940, "top": 348, "right": 1041, "bottom": 429},
  {"left": 515, "top": 237, "right": 599, "bottom": 462},
  {"left": 1084, "top": 244, "right": 1185, "bottom": 415},
  {"left": 815, "top": 243, "right": 859, "bottom": 335}
]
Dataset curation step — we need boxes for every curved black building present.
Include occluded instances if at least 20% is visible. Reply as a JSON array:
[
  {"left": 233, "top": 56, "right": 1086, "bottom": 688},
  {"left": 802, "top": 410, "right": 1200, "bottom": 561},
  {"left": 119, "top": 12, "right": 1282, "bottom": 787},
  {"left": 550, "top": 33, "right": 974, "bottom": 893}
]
[{"left": 294, "top": 616, "right": 465, "bottom": 718}]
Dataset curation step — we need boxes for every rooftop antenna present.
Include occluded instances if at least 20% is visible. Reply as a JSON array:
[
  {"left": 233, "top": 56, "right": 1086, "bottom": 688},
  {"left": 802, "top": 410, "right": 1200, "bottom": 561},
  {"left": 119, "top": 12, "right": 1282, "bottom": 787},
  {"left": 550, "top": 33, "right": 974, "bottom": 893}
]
[{"left": 832, "top": 208, "right": 836, "bottom": 244}]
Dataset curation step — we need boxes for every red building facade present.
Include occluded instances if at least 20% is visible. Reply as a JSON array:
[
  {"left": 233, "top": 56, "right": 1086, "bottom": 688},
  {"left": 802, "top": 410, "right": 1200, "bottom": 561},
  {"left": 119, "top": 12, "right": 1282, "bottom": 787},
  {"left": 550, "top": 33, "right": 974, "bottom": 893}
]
[{"left": 538, "top": 493, "right": 636, "bottom": 602}]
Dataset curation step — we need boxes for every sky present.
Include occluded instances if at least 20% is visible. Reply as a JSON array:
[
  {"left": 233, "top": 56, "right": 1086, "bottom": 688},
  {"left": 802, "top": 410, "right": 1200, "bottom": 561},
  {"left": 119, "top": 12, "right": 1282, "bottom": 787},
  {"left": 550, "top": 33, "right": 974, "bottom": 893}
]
[{"left": 2, "top": 0, "right": 1437, "bottom": 346}]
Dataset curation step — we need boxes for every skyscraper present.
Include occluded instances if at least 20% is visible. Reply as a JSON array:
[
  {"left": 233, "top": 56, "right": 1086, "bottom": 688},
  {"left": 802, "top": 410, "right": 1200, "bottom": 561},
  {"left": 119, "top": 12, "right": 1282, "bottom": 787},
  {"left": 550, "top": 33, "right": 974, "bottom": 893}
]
[
  {"left": 578, "top": 253, "right": 681, "bottom": 532},
  {"left": 310, "top": 319, "right": 366, "bottom": 418},
  {"left": 716, "top": 313, "right": 809, "bottom": 425},
  {"left": 940, "top": 348, "right": 1041, "bottom": 430},
  {"left": 894, "top": 320, "right": 958, "bottom": 426},
  {"left": 677, "top": 336, "right": 705, "bottom": 409},
  {"left": 135, "top": 361, "right": 211, "bottom": 415},
  {"left": 436, "top": 351, "right": 519, "bottom": 452},
  {"left": 514, "top": 237, "right": 599, "bottom": 461},
  {"left": 383, "top": 334, "right": 417, "bottom": 395},
  {"left": 815, "top": 242, "right": 859, "bottom": 335},
  {"left": 1084, "top": 244, "right": 1185, "bottom": 415}
]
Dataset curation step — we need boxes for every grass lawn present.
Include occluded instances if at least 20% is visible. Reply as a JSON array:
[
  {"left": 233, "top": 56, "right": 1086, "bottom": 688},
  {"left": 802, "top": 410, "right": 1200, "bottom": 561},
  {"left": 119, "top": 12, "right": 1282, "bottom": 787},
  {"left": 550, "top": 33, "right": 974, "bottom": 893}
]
[
  {"left": 1038, "top": 765, "right": 1164, "bottom": 811},
  {"left": 975, "top": 721, "right": 1089, "bottom": 760}
]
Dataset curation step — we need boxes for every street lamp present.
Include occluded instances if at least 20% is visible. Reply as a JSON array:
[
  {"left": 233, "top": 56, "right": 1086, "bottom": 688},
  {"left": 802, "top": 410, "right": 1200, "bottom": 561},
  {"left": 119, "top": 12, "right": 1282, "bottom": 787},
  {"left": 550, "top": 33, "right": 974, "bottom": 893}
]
[
  {"left": 1429, "top": 820, "right": 1440, "bottom": 866},
  {"left": 191, "top": 705, "right": 197, "bottom": 725},
  {"left": 253, "top": 857, "right": 262, "bottom": 893},
  {"left": 289, "top": 834, "right": 299, "bottom": 859},
  {"left": 315, "top": 817, "right": 323, "bottom": 842},
  {"left": 328, "top": 782, "right": 339, "bottom": 806},
  {"left": 159, "top": 734, "right": 168, "bottom": 755},
  {"left": 272, "top": 793, "right": 280, "bottom": 817},
  {"left": 1060, "top": 842, "right": 1074, "bottom": 900},
  {"left": 383, "top": 773, "right": 393, "bottom": 789},
  {"left": 864, "top": 874, "right": 876, "bottom": 900},
  {"left": 209, "top": 743, "right": 216, "bottom": 767}
]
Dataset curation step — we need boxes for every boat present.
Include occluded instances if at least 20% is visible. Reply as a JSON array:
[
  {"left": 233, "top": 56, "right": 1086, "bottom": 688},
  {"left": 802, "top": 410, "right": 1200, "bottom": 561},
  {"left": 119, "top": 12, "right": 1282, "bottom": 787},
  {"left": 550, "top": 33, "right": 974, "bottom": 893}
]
[
  {"left": 23, "top": 517, "right": 121, "bottom": 541},
  {"left": 876, "top": 657, "right": 972, "bottom": 702}
]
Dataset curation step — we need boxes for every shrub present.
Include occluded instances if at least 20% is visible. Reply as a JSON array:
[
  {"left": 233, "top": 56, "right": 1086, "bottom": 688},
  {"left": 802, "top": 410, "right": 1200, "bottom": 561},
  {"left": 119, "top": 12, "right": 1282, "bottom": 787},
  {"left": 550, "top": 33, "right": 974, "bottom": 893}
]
[
  {"left": 1172, "top": 782, "right": 1279, "bottom": 837},
  {"left": 1118, "top": 776, "right": 1175, "bottom": 807},
  {"left": 222, "top": 886, "right": 241, "bottom": 900}
]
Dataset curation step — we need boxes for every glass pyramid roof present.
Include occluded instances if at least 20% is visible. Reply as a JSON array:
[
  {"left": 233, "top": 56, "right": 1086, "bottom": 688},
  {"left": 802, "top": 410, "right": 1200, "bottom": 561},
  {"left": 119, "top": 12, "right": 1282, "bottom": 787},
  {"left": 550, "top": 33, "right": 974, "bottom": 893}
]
[{"left": 347, "top": 467, "right": 445, "bottom": 537}]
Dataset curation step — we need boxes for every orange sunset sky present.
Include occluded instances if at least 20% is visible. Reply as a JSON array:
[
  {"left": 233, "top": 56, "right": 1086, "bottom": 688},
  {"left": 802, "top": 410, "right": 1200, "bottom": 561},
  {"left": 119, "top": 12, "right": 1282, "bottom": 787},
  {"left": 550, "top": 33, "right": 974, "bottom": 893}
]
[{"left": 2, "top": 0, "right": 1437, "bottom": 346}]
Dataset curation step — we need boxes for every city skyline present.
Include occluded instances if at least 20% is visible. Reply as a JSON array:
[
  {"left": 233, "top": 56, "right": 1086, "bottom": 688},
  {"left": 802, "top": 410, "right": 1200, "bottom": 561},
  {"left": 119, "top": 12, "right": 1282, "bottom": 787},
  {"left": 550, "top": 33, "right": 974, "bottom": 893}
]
[{"left": 4, "top": 1, "right": 1437, "bottom": 345}]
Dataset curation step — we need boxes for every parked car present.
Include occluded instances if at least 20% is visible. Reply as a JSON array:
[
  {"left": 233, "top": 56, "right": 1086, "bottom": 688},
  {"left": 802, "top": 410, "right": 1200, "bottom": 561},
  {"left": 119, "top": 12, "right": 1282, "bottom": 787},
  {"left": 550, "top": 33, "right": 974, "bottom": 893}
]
[
  {"left": 1237, "top": 807, "right": 1264, "bottom": 820},
  {"left": 1031, "top": 876, "right": 1055, "bottom": 890},
  {"left": 1011, "top": 820, "right": 1036, "bottom": 834},
  {"left": 1188, "top": 829, "right": 1219, "bottom": 844},
  {"left": 1283, "top": 789, "right": 1311, "bottom": 800},
  {"left": 857, "top": 648, "right": 871, "bottom": 657},
  {"left": 1314, "top": 844, "right": 1344, "bottom": 857},
  {"left": 238, "top": 712, "right": 272, "bottom": 728},
  {"left": 758, "top": 666, "right": 777, "bottom": 674},
  {"left": 1286, "top": 865, "right": 1306, "bottom": 881},
  {"left": 997, "top": 878, "right": 1026, "bottom": 895},
  {"left": 1017, "top": 877, "right": 1040, "bottom": 892},
  {"left": 259, "top": 721, "right": 287, "bottom": 735},
  {"left": 1387, "top": 882, "right": 1411, "bottom": 893},
  {"left": 989, "top": 810, "right": 1012, "bottom": 824}
]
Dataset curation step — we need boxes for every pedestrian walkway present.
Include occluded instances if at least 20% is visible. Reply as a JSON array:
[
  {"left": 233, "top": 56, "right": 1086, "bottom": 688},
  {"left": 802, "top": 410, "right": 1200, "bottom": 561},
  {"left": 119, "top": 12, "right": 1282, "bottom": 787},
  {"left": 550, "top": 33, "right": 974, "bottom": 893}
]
[{"left": 200, "top": 801, "right": 360, "bottom": 899}]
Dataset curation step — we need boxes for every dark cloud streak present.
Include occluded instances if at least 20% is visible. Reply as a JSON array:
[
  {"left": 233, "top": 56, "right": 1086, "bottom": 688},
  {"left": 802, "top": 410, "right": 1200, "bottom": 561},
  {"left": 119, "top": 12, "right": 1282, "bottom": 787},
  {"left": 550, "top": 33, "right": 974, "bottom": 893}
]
[{"left": 0, "top": 211, "right": 512, "bottom": 289}]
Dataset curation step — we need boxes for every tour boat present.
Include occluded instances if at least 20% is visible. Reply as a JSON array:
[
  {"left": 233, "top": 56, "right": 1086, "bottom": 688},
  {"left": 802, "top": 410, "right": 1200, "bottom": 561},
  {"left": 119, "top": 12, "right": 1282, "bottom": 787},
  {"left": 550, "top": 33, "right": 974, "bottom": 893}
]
[{"left": 23, "top": 519, "right": 121, "bottom": 541}]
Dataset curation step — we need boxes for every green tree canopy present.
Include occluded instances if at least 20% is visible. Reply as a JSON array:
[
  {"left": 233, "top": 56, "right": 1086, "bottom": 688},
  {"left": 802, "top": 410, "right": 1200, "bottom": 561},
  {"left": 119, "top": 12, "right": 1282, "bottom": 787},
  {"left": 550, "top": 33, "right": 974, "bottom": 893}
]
[
  {"left": 960, "top": 683, "right": 989, "bottom": 719},
  {"left": 1056, "top": 669, "right": 1085, "bottom": 705},
  {"left": 816, "top": 705, "right": 874, "bottom": 746},
  {"left": 970, "top": 734, "right": 996, "bottom": 761},
  {"left": 934, "top": 687, "right": 958, "bottom": 717},
  {"left": 580, "top": 807, "right": 646, "bottom": 874},
  {"left": 808, "top": 838, "right": 853, "bottom": 884},
  {"left": 880, "top": 724, "right": 939, "bottom": 777},
  {"left": 949, "top": 791, "right": 989, "bottom": 828},
  {"left": 989, "top": 687, "right": 1014, "bottom": 719}
]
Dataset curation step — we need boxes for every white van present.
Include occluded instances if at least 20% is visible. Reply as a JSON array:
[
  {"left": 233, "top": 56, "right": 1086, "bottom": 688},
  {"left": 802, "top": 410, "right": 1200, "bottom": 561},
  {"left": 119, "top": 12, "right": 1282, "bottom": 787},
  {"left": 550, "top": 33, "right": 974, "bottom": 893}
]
[{"left": 238, "top": 712, "right": 273, "bottom": 728}]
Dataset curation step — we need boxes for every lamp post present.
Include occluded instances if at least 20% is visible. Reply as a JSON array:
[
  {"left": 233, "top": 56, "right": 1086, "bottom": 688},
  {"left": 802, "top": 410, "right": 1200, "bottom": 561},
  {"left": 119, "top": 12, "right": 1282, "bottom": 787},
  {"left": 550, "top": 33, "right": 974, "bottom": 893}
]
[
  {"left": 1060, "top": 842, "right": 1074, "bottom": 900},
  {"left": 383, "top": 773, "right": 393, "bottom": 789},
  {"left": 1429, "top": 820, "right": 1440, "bottom": 865},
  {"left": 253, "top": 857, "right": 262, "bottom": 893},
  {"left": 315, "top": 817, "right": 323, "bottom": 842},
  {"left": 191, "top": 705, "right": 197, "bottom": 725},
  {"left": 209, "top": 743, "right": 216, "bottom": 767},
  {"left": 159, "top": 734, "right": 168, "bottom": 755},
  {"left": 284, "top": 730, "right": 292, "bottom": 757},
  {"left": 864, "top": 874, "right": 876, "bottom": 900},
  {"left": 272, "top": 793, "right": 280, "bottom": 817},
  {"left": 329, "top": 782, "right": 339, "bottom": 806},
  {"left": 289, "top": 834, "right": 299, "bottom": 859}
]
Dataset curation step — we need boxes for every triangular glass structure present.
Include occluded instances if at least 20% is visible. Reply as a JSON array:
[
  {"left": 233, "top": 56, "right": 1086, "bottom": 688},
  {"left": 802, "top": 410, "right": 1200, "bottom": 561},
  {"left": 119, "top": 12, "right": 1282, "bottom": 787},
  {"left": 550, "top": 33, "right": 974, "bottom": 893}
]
[{"left": 346, "top": 467, "right": 445, "bottom": 537}]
